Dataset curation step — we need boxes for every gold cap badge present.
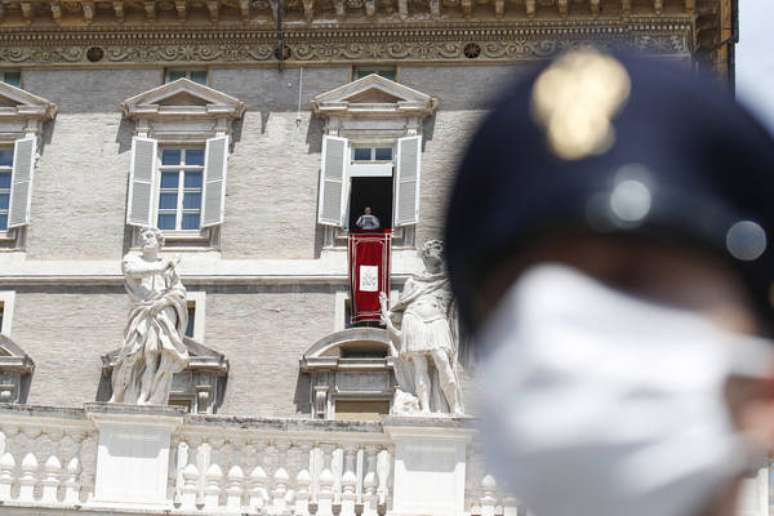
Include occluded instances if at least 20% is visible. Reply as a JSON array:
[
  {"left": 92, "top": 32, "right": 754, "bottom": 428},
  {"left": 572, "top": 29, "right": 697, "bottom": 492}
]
[{"left": 531, "top": 48, "right": 631, "bottom": 161}]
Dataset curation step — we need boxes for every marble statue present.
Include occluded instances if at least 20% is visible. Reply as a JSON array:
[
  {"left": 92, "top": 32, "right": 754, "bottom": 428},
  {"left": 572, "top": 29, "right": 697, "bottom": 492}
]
[
  {"left": 110, "top": 226, "right": 189, "bottom": 405},
  {"left": 380, "top": 240, "right": 465, "bottom": 416}
]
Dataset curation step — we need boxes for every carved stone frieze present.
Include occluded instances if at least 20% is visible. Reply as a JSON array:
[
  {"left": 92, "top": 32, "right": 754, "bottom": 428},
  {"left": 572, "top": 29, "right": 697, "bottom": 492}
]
[{"left": 0, "top": 19, "right": 692, "bottom": 66}]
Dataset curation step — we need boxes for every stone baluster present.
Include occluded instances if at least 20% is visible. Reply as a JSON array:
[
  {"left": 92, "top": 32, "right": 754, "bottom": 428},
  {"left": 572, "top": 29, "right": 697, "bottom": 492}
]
[
  {"left": 204, "top": 463, "right": 223, "bottom": 508},
  {"left": 317, "top": 467, "right": 335, "bottom": 516},
  {"left": 0, "top": 452, "right": 15, "bottom": 500},
  {"left": 173, "top": 440, "right": 190, "bottom": 505},
  {"left": 271, "top": 441, "right": 290, "bottom": 513},
  {"left": 362, "top": 445, "right": 379, "bottom": 515},
  {"left": 480, "top": 475, "right": 498, "bottom": 516},
  {"left": 195, "top": 439, "right": 212, "bottom": 506},
  {"left": 225, "top": 465, "right": 244, "bottom": 509},
  {"left": 376, "top": 447, "right": 391, "bottom": 507},
  {"left": 63, "top": 457, "right": 81, "bottom": 504},
  {"left": 272, "top": 467, "right": 290, "bottom": 513},
  {"left": 18, "top": 452, "right": 39, "bottom": 502},
  {"left": 79, "top": 432, "right": 98, "bottom": 502},
  {"left": 248, "top": 464, "right": 268, "bottom": 510},
  {"left": 180, "top": 463, "right": 200, "bottom": 509},
  {"left": 295, "top": 468, "right": 312, "bottom": 516},
  {"left": 502, "top": 495, "right": 519, "bottom": 516},
  {"left": 41, "top": 455, "right": 62, "bottom": 503},
  {"left": 340, "top": 444, "right": 358, "bottom": 516}
]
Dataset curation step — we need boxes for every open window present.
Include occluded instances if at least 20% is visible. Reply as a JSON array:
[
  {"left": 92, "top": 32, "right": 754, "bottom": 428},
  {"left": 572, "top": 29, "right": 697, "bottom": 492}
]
[
  {"left": 313, "top": 74, "right": 436, "bottom": 248},
  {"left": 121, "top": 78, "right": 244, "bottom": 250}
]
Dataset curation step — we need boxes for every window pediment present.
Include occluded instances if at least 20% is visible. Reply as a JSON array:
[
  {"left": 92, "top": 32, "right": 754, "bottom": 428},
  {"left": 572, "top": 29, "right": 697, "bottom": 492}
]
[
  {"left": 0, "top": 83, "right": 57, "bottom": 123},
  {"left": 0, "top": 335, "right": 34, "bottom": 374},
  {"left": 312, "top": 74, "right": 437, "bottom": 119},
  {"left": 0, "top": 83, "right": 56, "bottom": 140},
  {"left": 121, "top": 78, "right": 245, "bottom": 122},
  {"left": 0, "top": 334, "right": 34, "bottom": 404}
]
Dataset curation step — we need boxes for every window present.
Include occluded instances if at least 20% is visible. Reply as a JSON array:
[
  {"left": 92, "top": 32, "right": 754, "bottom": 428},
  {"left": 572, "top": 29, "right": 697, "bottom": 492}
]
[
  {"left": 352, "top": 145, "right": 393, "bottom": 163},
  {"left": 185, "top": 302, "right": 196, "bottom": 338},
  {"left": 335, "top": 400, "right": 390, "bottom": 421},
  {"left": 353, "top": 66, "right": 397, "bottom": 82},
  {"left": 165, "top": 69, "right": 208, "bottom": 85},
  {"left": 185, "top": 291, "right": 206, "bottom": 342},
  {"left": 0, "top": 291, "right": 15, "bottom": 336},
  {"left": 157, "top": 148, "right": 204, "bottom": 231},
  {"left": 0, "top": 147, "right": 11, "bottom": 231},
  {"left": 1, "top": 71, "right": 21, "bottom": 88},
  {"left": 319, "top": 135, "right": 420, "bottom": 231}
]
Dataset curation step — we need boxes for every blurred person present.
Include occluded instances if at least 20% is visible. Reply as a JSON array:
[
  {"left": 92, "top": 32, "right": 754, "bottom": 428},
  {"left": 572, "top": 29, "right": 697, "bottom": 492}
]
[
  {"left": 445, "top": 48, "right": 774, "bottom": 516},
  {"left": 355, "top": 206, "right": 381, "bottom": 230}
]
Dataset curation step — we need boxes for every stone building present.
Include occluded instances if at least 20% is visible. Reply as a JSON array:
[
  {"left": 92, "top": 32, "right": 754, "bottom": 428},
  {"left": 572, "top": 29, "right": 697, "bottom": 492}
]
[{"left": 0, "top": 0, "right": 768, "bottom": 514}]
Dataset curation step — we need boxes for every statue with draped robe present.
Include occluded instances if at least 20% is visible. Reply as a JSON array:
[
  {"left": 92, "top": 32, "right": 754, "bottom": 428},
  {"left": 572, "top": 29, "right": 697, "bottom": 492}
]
[{"left": 110, "top": 226, "right": 189, "bottom": 405}]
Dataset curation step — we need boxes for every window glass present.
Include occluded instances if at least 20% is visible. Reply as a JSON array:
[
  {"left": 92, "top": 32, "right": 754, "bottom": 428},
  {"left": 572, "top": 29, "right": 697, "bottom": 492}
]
[
  {"left": 159, "top": 193, "right": 178, "bottom": 210},
  {"left": 353, "top": 148, "right": 372, "bottom": 161},
  {"left": 190, "top": 70, "right": 208, "bottom": 85},
  {"left": 184, "top": 171, "right": 202, "bottom": 188},
  {"left": 0, "top": 148, "right": 11, "bottom": 232},
  {"left": 158, "top": 148, "right": 204, "bottom": 231},
  {"left": 353, "top": 66, "right": 397, "bottom": 82},
  {"left": 2, "top": 71, "right": 21, "bottom": 88},
  {"left": 374, "top": 147, "right": 393, "bottom": 161},
  {"left": 162, "top": 149, "right": 182, "bottom": 166},
  {"left": 0, "top": 149, "right": 12, "bottom": 167},
  {"left": 167, "top": 70, "right": 187, "bottom": 82},
  {"left": 158, "top": 214, "right": 176, "bottom": 230},
  {"left": 186, "top": 149, "right": 205, "bottom": 166},
  {"left": 185, "top": 304, "right": 195, "bottom": 338},
  {"left": 160, "top": 172, "right": 179, "bottom": 189},
  {"left": 182, "top": 213, "right": 200, "bottom": 230},
  {"left": 165, "top": 69, "right": 208, "bottom": 85}
]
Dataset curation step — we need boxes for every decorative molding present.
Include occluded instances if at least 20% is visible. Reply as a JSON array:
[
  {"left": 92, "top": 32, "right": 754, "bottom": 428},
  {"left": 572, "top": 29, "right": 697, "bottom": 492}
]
[
  {"left": 0, "top": 19, "right": 693, "bottom": 66},
  {"left": 122, "top": 78, "right": 245, "bottom": 138},
  {"left": 313, "top": 73, "right": 438, "bottom": 118},
  {"left": 0, "top": 82, "right": 57, "bottom": 137}
]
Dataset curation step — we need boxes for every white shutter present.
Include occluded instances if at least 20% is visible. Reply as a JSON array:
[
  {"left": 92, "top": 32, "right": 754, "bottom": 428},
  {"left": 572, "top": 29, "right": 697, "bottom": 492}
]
[
  {"left": 201, "top": 135, "right": 229, "bottom": 228},
  {"left": 393, "top": 135, "right": 421, "bottom": 227},
  {"left": 126, "top": 136, "right": 157, "bottom": 227},
  {"left": 7, "top": 136, "right": 36, "bottom": 228},
  {"left": 318, "top": 135, "right": 348, "bottom": 226}
]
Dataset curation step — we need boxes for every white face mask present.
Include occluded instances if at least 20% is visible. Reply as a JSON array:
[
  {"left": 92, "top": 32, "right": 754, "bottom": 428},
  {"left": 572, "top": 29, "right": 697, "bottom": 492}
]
[{"left": 476, "top": 264, "right": 772, "bottom": 516}]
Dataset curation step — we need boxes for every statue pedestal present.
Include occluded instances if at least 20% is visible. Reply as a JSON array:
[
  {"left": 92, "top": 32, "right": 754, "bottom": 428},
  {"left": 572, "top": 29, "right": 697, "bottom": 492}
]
[
  {"left": 384, "top": 417, "right": 475, "bottom": 516},
  {"left": 85, "top": 403, "right": 184, "bottom": 509}
]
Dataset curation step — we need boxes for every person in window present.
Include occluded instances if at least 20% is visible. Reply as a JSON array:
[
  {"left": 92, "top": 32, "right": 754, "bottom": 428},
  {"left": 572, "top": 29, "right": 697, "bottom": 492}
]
[{"left": 355, "top": 206, "right": 381, "bottom": 231}]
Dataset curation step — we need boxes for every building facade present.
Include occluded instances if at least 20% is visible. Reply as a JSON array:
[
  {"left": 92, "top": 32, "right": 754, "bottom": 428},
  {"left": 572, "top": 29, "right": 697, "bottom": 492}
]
[{"left": 0, "top": 0, "right": 768, "bottom": 514}]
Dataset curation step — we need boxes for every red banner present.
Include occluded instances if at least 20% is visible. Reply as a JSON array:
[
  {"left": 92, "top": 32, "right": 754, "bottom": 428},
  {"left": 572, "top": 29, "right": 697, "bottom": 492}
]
[{"left": 348, "top": 230, "right": 392, "bottom": 324}]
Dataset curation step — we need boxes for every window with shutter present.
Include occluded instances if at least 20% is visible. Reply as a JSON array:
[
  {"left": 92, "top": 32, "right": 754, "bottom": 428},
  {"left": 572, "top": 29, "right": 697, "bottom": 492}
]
[
  {"left": 0, "top": 147, "right": 12, "bottom": 231},
  {"left": 8, "top": 136, "right": 36, "bottom": 229},
  {"left": 393, "top": 135, "right": 421, "bottom": 227},
  {"left": 156, "top": 147, "right": 205, "bottom": 231},
  {"left": 318, "top": 135, "right": 348, "bottom": 226}
]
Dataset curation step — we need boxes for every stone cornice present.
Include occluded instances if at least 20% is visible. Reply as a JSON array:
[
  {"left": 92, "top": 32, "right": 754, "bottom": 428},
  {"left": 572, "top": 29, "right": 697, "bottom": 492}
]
[{"left": 0, "top": 17, "right": 694, "bottom": 66}]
